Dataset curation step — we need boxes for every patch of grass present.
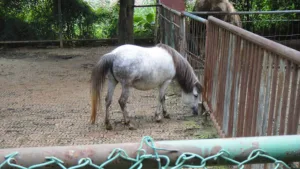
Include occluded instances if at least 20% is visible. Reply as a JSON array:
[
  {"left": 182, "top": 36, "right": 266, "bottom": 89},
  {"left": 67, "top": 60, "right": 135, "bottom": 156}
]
[
  {"left": 193, "top": 128, "right": 219, "bottom": 139},
  {"left": 208, "top": 166, "right": 231, "bottom": 169},
  {"left": 182, "top": 117, "right": 231, "bottom": 169},
  {"left": 183, "top": 116, "right": 219, "bottom": 139},
  {"left": 184, "top": 120, "right": 201, "bottom": 129}
]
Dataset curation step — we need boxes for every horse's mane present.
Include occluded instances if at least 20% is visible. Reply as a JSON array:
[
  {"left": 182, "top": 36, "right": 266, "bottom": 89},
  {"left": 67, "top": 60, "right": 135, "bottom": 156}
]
[{"left": 156, "top": 43, "right": 198, "bottom": 93}]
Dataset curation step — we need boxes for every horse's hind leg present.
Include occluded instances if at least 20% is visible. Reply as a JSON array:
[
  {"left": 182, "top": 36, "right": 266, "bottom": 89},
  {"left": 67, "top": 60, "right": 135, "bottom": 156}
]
[
  {"left": 105, "top": 78, "right": 118, "bottom": 130},
  {"left": 155, "top": 79, "right": 172, "bottom": 122},
  {"left": 118, "top": 84, "right": 136, "bottom": 130}
]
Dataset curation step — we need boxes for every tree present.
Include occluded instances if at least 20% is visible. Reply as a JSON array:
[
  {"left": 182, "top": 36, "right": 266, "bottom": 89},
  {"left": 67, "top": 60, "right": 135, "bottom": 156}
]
[{"left": 118, "top": 0, "right": 135, "bottom": 44}]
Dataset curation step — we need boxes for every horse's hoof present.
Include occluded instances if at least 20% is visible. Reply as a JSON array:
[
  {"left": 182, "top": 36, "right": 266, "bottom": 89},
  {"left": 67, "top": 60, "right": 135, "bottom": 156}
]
[
  {"left": 106, "top": 123, "right": 113, "bottom": 130},
  {"left": 192, "top": 112, "right": 199, "bottom": 116},
  {"left": 126, "top": 122, "right": 136, "bottom": 130},
  {"left": 155, "top": 117, "right": 162, "bottom": 123},
  {"left": 163, "top": 114, "right": 170, "bottom": 119},
  {"left": 129, "top": 125, "right": 137, "bottom": 130}
]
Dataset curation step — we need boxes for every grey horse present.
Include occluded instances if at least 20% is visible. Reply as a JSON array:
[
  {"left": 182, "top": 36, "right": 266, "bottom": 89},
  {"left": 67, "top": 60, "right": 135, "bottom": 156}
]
[{"left": 90, "top": 43, "right": 203, "bottom": 130}]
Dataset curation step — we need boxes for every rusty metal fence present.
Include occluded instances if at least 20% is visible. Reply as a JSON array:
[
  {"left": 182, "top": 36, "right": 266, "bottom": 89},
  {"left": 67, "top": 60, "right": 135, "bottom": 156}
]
[
  {"left": 158, "top": 5, "right": 300, "bottom": 168},
  {"left": 203, "top": 16, "right": 300, "bottom": 138},
  {"left": 159, "top": 4, "right": 300, "bottom": 139}
]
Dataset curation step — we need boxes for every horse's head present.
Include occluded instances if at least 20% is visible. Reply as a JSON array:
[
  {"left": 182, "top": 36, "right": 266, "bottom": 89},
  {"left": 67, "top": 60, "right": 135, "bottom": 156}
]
[
  {"left": 181, "top": 81, "right": 202, "bottom": 115},
  {"left": 155, "top": 43, "right": 203, "bottom": 115}
]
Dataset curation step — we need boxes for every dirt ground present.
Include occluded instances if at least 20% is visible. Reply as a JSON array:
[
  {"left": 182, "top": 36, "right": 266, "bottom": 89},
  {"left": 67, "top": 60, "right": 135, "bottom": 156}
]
[{"left": 0, "top": 46, "right": 218, "bottom": 149}]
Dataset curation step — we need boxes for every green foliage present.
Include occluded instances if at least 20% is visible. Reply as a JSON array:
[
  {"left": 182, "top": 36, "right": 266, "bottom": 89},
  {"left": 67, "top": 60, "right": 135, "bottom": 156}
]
[
  {"left": 0, "top": 17, "right": 38, "bottom": 40},
  {"left": 0, "top": 0, "right": 57, "bottom": 40},
  {"left": 0, "top": 0, "right": 156, "bottom": 41},
  {"left": 133, "top": 1, "right": 156, "bottom": 38},
  {"left": 53, "top": 0, "right": 105, "bottom": 39},
  {"left": 4, "top": 0, "right": 297, "bottom": 42},
  {"left": 94, "top": 4, "right": 119, "bottom": 38},
  {"left": 234, "top": 0, "right": 300, "bottom": 40},
  {"left": 185, "top": 0, "right": 196, "bottom": 12}
]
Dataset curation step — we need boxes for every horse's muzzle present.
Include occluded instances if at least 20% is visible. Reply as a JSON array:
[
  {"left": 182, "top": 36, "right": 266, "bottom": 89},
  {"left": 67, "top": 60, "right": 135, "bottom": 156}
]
[{"left": 192, "top": 106, "right": 198, "bottom": 115}]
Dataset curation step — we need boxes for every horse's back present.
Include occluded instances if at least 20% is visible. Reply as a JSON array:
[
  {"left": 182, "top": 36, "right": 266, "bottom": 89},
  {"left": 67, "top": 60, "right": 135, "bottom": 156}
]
[
  {"left": 111, "top": 44, "right": 168, "bottom": 58},
  {"left": 110, "top": 44, "right": 176, "bottom": 89},
  {"left": 111, "top": 44, "right": 174, "bottom": 65}
]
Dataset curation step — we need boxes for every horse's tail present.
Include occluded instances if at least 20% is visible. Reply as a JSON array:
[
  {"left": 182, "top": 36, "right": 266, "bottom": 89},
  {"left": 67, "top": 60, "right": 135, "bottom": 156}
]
[{"left": 90, "top": 53, "right": 116, "bottom": 124}]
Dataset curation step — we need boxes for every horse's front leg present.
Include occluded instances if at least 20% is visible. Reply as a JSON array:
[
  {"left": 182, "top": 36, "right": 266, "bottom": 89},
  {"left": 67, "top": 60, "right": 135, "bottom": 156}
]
[
  {"left": 119, "top": 84, "right": 136, "bottom": 130},
  {"left": 155, "top": 79, "right": 172, "bottom": 122}
]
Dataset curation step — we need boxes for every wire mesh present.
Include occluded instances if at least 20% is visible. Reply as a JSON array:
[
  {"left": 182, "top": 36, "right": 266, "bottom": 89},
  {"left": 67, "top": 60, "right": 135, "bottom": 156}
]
[
  {"left": 190, "top": 12, "right": 300, "bottom": 52},
  {"left": 184, "top": 16, "right": 206, "bottom": 70},
  {"left": 1, "top": 135, "right": 299, "bottom": 169},
  {"left": 241, "top": 13, "right": 300, "bottom": 51},
  {"left": 159, "top": 6, "right": 181, "bottom": 51}
]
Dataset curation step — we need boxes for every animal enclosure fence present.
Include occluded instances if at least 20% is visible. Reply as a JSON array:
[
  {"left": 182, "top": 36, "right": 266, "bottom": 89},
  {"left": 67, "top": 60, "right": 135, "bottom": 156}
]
[
  {"left": 159, "top": 3, "right": 300, "bottom": 137},
  {"left": 158, "top": 4, "right": 300, "bottom": 168},
  {"left": 204, "top": 16, "right": 300, "bottom": 138},
  {"left": 190, "top": 10, "right": 300, "bottom": 52}
]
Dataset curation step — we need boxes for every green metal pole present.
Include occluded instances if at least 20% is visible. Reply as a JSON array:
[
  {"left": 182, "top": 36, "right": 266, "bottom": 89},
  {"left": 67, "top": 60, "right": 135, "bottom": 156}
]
[
  {"left": 157, "top": 135, "right": 300, "bottom": 165},
  {"left": 0, "top": 135, "right": 299, "bottom": 169}
]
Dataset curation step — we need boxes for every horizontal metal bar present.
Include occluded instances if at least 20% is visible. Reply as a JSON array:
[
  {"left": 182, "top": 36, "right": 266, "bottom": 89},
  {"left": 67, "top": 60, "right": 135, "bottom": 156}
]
[
  {"left": 0, "top": 40, "right": 61, "bottom": 44},
  {"left": 159, "top": 14, "right": 180, "bottom": 28},
  {"left": 208, "top": 16, "right": 300, "bottom": 64},
  {"left": 0, "top": 38, "right": 155, "bottom": 44},
  {"left": 133, "top": 4, "right": 161, "bottom": 8},
  {"left": 0, "top": 135, "right": 300, "bottom": 169},
  {"left": 242, "top": 19, "right": 300, "bottom": 22},
  {"left": 183, "top": 11, "right": 207, "bottom": 23},
  {"left": 264, "top": 34, "right": 300, "bottom": 40},
  {"left": 191, "top": 10, "right": 300, "bottom": 15},
  {"left": 159, "top": 3, "right": 182, "bottom": 16}
]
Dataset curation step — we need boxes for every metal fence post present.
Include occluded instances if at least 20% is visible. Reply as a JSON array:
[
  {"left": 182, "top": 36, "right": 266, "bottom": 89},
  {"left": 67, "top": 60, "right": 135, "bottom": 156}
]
[
  {"left": 58, "top": 0, "right": 63, "bottom": 48},
  {"left": 180, "top": 14, "right": 186, "bottom": 58},
  {"left": 155, "top": 4, "right": 161, "bottom": 44},
  {"left": 170, "top": 15, "right": 175, "bottom": 48},
  {"left": 164, "top": 9, "right": 168, "bottom": 45},
  {"left": 159, "top": 6, "right": 163, "bottom": 44}
]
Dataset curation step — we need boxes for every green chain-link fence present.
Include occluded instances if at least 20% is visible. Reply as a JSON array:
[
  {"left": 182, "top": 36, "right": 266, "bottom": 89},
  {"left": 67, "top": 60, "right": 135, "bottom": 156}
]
[{"left": 1, "top": 136, "right": 299, "bottom": 169}]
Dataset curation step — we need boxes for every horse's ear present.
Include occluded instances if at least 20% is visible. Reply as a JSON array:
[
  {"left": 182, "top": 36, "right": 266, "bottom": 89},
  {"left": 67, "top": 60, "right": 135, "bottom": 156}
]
[{"left": 195, "top": 81, "right": 203, "bottom": 93}]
